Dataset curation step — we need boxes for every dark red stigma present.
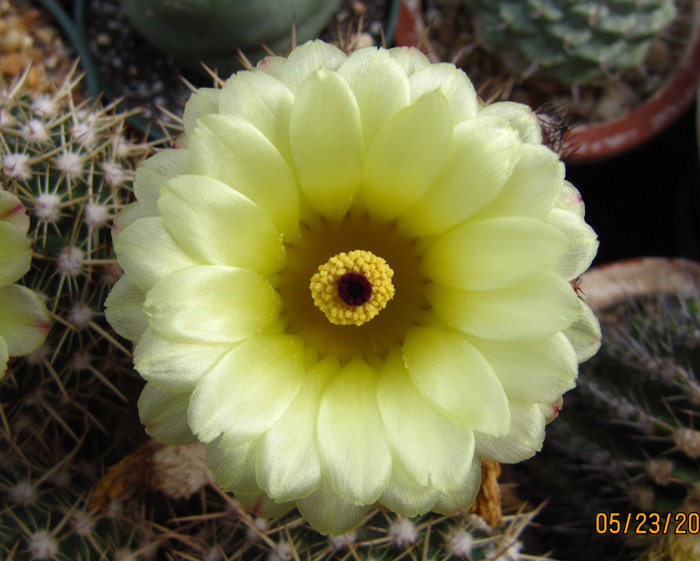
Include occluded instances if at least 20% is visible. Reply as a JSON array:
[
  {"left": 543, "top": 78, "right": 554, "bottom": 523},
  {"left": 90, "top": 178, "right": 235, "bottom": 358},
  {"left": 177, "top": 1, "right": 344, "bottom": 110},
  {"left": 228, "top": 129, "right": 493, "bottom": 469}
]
[{"left": 338, "top": 272, "right": 372, "bottom": 306}]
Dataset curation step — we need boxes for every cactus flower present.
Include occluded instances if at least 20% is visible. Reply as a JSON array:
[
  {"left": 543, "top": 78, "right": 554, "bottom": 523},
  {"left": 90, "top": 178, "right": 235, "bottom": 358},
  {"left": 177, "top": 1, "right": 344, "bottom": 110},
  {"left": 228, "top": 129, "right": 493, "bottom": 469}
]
[
  {"left": 105, "top": 41, "right": 601, "bottom": 535},
  {"left": 0, "top": 190, "right": 50, "bottom": 375}
]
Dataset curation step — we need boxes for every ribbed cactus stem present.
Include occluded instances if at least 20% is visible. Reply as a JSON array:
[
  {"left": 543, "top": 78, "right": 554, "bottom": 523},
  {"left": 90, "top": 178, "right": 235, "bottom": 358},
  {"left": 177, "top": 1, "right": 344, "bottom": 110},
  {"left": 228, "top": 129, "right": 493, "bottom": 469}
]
[{"left": 464, "top": 0, "right": 677, "bottom": 85}]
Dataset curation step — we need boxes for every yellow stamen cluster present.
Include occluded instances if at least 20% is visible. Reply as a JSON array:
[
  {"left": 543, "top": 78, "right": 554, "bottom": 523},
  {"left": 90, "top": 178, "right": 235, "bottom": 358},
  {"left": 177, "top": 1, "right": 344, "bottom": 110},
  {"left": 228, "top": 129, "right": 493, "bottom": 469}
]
[{"left": 310, "top": 250, "right": 395, "bottom": 326}]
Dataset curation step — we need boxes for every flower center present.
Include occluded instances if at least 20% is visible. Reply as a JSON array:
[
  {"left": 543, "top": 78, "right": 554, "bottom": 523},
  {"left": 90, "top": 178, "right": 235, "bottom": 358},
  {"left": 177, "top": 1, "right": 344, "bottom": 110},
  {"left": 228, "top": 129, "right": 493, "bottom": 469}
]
[
  {"left": 310, "top": 250, "right": 395, "bottom": 326},
  {"left": 338, "top": 272, "right": 372, "bottom": 306},
  {"left": 279, "top": 214, "right": 426, "bottom": 364}
]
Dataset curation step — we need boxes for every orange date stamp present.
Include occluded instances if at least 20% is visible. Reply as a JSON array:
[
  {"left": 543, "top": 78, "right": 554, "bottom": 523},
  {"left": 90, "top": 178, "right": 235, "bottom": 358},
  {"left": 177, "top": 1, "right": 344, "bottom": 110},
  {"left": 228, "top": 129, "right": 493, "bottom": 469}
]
[{"left": 595, "top": 512, "right": 699, "bottom": 535}]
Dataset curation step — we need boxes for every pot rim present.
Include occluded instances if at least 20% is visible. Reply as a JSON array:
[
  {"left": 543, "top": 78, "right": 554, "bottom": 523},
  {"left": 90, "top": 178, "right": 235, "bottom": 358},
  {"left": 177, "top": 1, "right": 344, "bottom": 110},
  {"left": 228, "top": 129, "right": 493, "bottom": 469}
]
[{"left": 579, "top": 257, "right": 700, "bottom": 313}]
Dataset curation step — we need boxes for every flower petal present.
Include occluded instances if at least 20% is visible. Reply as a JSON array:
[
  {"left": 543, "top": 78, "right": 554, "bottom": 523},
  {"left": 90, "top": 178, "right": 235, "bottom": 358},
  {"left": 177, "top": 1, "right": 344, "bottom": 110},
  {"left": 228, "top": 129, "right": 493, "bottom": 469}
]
[
  {"left": 206, "top": 438, "right": 260, "bottom": 494},
  {"left": 427, "top": 272, "right": 580, "bottom": 340},
  {"left": 256, "top": 356, "right": 339, "bottom": 502},
  {"left": 338, "top": 47, "right": 410, "bottom": 148},
  {"left": 290, "top": 68, "right": 364, "bottom": 221},
  {"left": 545, "top": 208, "right": 599, "bottom": 281},
  {"left": 563, "top": 298, "right": 602, "bottom": 363},
  {"left": 0, "top": 284, "right": 50, "bottom": 356},
  {"left": 478, "top": 101, "right": 542, "bottom": 144},
  {"left": 471, "top": 143, "right": 564, "bottom": 220},
  {"left": 296, "top": 478, "right": 371, "bottom": 536},
  {"left": 111, "top": 202, "right": 144, "bottom": 243},
  {"left": 144, "top": 266, "right": 281, "bottom": 343},
  {"left": 189, "top": 114, "right": 300, "bottom": 241},
  {"left": 475, "top": 401, "right": 548, "bottom": 463},
  {"left": 317, "top": 358, "right": 391, "bottom": 505},
  {"left": 219, "top": 71, "right": 295, "bottom": 169},
  {"left": 115, "top": 216, "right": 199, "bottom": 292},
  {"left": 237, "top": 492, "right": 296, "bottom": 518},
  {"left": 422, "top": 217, "right": 569, "bottom": 290},
  {"left": 398, "top": 116, "right": 521, "bottom": 236},
  {"left": 104, "top": 274, "right": 148, "bottom": 342},
  {"left": 158, "top": 175, "right": 284, "bottom": 273},
  {"left": 408, "top": 63, "right": 478, "bottom": 124},
  {"left": 0, "top": 335, "right": 8, "bottom": 376},
  {"left": 379, "top": 464, "right": 442, "bottom": 517},
  {"left": 256, "top": 55, "right": 288, "bottom": 79},
  {"left": 0, "top": 221, "right": 31, "bottom": 286},
  {"left": 138, "top": 382, "right": 197, "bottom": 445},
  {"left": 557, "top": 181, "right": 586, "bottom": 217},
  {"left": 134, "top": 326, "right": 235, "bottom": 391},
  {"left": 0, "top": 190, "right": 29, "bottom": 232},
  {"left": 403, "top": 326, "right": 509, "bottom": 435},
  {"left": 471, "top": 332, "right": 578, "bottom": 403},
  {"left": 377, "top": 348, "right": 475, "bottom": 491},
  {"left": 182, "top": 87, "right": 220, "bottom": 137},
  {"left": 432, "top": 455, "right": 481, "bottom": 515},
  {"left": 188, "top": 335, "right": 305, "bottom": 448},
  {"left": 133, "top": 149, "right": 191, "bottom": 217},
  {"left": 362, "top": 90, "right": 452, "bottom": 222},
  {"left": 279, "top": 40, "right": 347, "bottom": 93},
  {"left": 388, "top": 46, "right": 431, "bottom": 76}
]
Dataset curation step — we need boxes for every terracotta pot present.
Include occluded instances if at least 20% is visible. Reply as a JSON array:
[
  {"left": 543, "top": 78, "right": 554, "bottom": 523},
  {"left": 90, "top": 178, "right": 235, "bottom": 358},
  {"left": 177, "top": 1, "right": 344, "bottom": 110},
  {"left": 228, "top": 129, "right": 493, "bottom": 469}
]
[{"left": 394, "top": 0, "right": 700, "bottom": 163}]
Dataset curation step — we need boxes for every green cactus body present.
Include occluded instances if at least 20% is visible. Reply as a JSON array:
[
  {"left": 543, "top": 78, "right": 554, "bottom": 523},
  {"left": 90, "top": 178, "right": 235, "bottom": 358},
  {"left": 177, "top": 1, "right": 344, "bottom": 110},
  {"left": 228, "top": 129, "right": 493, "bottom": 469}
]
[
  {"left": 119, "top": 0, "right": 343, "bottom": 72},
  {"left": 0, "top": 64, "right": 155, "bottom": 393},
  {"left": 555, "top": 288, "right": 700, "bottom": 507},
  {"left": 463, "top": 0, "right": 677, "bottom": 84},
  {"left": 0, "top": 67, "right": 159, "bottom": 560}
]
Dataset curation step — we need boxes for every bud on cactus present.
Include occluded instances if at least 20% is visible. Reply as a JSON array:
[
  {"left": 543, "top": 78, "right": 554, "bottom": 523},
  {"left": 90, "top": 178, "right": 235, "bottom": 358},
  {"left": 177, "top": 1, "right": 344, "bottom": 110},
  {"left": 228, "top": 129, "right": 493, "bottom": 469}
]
[{"left": 463, "top": 0, "right": 677, "bottom": 85}]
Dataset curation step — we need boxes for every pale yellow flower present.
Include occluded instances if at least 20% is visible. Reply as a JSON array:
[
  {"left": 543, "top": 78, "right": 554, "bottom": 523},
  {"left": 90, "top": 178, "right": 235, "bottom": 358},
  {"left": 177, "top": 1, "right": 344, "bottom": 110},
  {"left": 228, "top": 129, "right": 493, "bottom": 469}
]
[
  {"left": 105, "top": 41, "right": 601, "bottom": 535},
  {"left": 0, "top": 190, "right": 50, "bottom": 375}
]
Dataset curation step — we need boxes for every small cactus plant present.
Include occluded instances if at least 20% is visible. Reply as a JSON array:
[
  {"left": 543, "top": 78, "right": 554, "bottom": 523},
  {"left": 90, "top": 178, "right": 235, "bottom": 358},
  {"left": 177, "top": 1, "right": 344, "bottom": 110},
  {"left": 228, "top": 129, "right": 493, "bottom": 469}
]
[
  {"left": 463, "top": 0, "right": 677, "bottom": 85},
  {"left": 118, "top": 0, "right": 343, "bottom": 72}
]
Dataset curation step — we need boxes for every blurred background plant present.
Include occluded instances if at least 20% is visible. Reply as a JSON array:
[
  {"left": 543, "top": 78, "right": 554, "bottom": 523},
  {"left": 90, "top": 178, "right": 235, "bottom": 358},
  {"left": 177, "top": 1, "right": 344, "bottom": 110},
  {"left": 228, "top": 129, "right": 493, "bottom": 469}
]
[
  {"left": 396, "top": 0, "right": 700, "bottom": 163},
  {"left": 462, "top": 0, "right": 677, "bottom": 92},
  {"left": 118, "top": 0, "right": 345, "bottom": 74},
  {"left": 414, "top": 0, "right": 691, "bottom": 121}
]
